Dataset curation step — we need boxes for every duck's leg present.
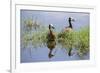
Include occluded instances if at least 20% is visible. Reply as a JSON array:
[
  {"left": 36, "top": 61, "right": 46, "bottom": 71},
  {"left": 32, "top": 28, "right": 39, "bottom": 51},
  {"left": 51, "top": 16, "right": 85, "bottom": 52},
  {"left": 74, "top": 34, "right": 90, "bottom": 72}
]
[
  {"left": 68, "top": 48, "right": 72, "bottom": 56},
  {"left": 48, "top": 49, "right": 54, "bottom": 58}
]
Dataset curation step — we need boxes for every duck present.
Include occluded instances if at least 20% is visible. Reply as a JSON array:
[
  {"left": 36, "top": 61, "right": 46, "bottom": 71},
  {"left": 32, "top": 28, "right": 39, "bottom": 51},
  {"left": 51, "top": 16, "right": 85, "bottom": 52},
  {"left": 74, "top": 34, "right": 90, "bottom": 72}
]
[
  {"left": 47, "top": 24, "right": 56, "bottom": 41},
  {"left": 64, "top": 17, "right": 75, "bottom": 32},
  {"left": 63, "top": 17, "right": 75, "bottom": 56},
  {"left": 46, "top": 24, "right": 56, "bottom": 58},
  {"left": 58, "top": 17, "right": 75, "bottom": 40}
]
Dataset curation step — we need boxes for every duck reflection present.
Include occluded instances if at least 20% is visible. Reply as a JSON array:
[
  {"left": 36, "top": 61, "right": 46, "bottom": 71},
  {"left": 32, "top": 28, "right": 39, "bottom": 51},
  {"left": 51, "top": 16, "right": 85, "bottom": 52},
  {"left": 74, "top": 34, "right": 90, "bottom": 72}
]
[
  {"left": 47, "top": 24, "right": 56, "bottom": 58},
  {"left": 47, "top": 40, "right": 56, "bottom": 58},
  {"left": 68, "top": 48, "right": 72, "bottom": 56}
]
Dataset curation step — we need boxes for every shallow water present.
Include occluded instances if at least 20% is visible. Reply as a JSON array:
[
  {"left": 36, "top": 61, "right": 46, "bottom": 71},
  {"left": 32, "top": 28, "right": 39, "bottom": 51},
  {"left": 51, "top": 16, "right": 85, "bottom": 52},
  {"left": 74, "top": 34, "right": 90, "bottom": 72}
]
[{"left": 21, "top": 46, "right": 89, "bottom": 63}]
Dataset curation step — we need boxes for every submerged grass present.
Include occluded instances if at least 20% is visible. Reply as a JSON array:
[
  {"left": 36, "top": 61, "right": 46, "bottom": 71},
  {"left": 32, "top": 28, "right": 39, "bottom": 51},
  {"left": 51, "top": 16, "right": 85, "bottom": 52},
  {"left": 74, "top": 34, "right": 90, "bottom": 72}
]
[
  {"left": 57, "top": 26, "right": 89, "bottom": 56},
  {"left": 76, "top": 27, "right": 89, "bottom": 56},
  {"left": 21, "top": 25, "right": 89, "bottom": 57},
  {"left": 21, "top": 26, "right": 48, "bottom": 48}
]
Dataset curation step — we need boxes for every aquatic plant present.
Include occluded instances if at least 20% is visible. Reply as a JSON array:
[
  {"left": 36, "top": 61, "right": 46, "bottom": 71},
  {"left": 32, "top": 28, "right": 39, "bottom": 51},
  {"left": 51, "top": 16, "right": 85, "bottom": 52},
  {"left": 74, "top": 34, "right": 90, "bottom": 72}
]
[
  {"left": 31, "top": 29, "right": 48, "bottom": 48},
  {"left": 21, "top": 25, "right": 48, "bottom": 48},
  {"left": 57, "top": 26, "right": 89, "bottom": 57},
  {"left": 76, "top": 27, "right": 89, "bottom": 56},
  {"left": 57, "top": 30, "right": 77, "bottom": 56},
  {"left": 23, "top": 18, "right": 41, "bottom": 31},
  {"left": 24, "top": 18, "right": 33, "bottom": 30},
  {"left": 57, "top": 31, "right": 76, "bottom": 49},
  {"left": 21, "top": 32, "right": 32, "bottom": 49}
]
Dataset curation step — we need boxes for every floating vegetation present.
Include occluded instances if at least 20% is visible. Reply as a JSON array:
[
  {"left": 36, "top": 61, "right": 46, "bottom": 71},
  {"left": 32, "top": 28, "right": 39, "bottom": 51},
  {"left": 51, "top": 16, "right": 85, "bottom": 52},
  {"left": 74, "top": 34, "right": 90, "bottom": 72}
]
[
  {"left": 24, "top": 18, "right": 33, "bottom": 30},
  {"left": 57, "top": 26, "right": 89, "bottom": 57},
  {"left": 76, "top": 27, "right": 89, "bottom": 57},
  {"left": 57, "top": 31, "right": 76, "bottom": 49},
  {"left": 31, "top": 30, "right": 48, "bottom": 48},
  {"left": 57, "top": 30, "right": 77, "bottom": 56},
  {"left": 23, "top": 18, "right": 41, "bottom": 31},
  {"left": 21, "top": 25, "right": 48, "bottom": 48}
]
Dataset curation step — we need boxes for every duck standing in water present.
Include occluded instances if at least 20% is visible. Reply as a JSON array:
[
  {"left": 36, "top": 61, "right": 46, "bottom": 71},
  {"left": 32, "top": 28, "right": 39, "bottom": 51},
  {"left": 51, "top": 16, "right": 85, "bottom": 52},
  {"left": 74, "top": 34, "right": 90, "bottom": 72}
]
[
  {"left": 47, "top": 24, "right": 56, "bottom": 58},
  {"left": 64, "top": 17, "right": 75, "bottom": 32},
  {"left": 47, "top": 24, "right": 56, "bottom": 41},
  {"left": 64, "top": 17, "right": 75, "bottom": 56}
]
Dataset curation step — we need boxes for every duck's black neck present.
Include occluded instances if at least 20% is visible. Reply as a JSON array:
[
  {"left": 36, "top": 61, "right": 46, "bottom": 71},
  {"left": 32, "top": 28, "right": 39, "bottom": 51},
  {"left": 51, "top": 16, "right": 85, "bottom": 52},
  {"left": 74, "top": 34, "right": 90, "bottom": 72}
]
[
  {"left": 49, "top": 29, "right": 52, "bottom": 34},
  {"left": 49, "top": 25, "right": 51, "bottom": 29},
  {"left": 69, "top": 19, "right": 73, "bottom": 28},
  {"left": 49, "top": 25, "right": 53, "bottom": 34}
]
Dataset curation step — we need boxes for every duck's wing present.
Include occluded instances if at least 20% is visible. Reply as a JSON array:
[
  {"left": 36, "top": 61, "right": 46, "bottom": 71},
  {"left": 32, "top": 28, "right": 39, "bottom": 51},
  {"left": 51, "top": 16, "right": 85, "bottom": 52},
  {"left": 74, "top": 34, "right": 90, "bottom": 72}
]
[{"left": 64, "top": 27, "right": 72, "bottom": 32}]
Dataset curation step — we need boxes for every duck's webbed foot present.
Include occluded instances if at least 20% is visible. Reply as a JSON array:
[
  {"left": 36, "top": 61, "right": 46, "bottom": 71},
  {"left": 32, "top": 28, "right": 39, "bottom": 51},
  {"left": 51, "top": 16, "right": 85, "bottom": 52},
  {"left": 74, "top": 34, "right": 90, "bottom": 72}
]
[{"left": 49, "top": 54, "right": 54, "bottom": 58}]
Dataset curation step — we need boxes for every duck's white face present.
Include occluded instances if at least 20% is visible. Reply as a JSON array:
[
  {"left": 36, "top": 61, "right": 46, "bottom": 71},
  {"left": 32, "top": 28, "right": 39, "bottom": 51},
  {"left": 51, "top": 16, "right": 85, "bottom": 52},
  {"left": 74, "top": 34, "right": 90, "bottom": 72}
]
[
  {"left": 50, "top": 24, "right": 55, "bottom": 29},
  {"left": 50, "top": 24, "right": 53, "bottom": 27}
]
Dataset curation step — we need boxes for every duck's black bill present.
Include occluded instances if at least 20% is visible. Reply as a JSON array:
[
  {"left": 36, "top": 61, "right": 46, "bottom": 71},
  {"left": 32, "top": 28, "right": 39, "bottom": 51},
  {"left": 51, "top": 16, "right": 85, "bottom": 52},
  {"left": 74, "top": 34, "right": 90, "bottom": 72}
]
[
  {"left": 52, "top": 26, "right": 55, "bottom": 29},
  {"left": 72, "top": 19, "right": 75, "bottom": 22}
]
